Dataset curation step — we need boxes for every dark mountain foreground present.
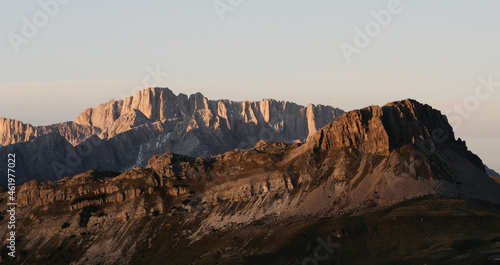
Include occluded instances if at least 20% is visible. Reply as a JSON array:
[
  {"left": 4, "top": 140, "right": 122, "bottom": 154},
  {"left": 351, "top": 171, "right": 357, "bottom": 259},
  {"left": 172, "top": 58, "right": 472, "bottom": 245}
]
[
  {"left": 0, "top": 99, "right": 499, "bottom": 264},
  {"left": 2, "top": 194, "right": 500, "bottom": 265}
]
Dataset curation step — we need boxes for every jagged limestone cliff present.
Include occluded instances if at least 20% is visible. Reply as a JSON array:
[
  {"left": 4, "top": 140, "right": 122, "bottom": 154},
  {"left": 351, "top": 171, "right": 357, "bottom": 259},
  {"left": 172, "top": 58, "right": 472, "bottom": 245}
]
[
  {"left": 0, "top": 88, "right": 343, "bottom": 186},
  {"left": 1, "top": 87, "right": 343, "bottom": 146}
]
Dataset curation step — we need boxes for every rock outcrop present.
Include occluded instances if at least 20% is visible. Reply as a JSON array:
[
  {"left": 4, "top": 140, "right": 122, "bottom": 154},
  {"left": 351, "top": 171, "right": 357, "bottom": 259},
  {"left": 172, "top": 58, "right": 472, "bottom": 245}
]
[
  {"left": 1, "top": 99, "right": 499, "bottom": 264},
  {"left": 0, "top": 117, "right": 99, "bottom": 146},
  {"left": 307, "top": 99, "right": 484, "bottom": 170},
  {"left": 0, "top": 87, "right": 343, "bottom": 186}
]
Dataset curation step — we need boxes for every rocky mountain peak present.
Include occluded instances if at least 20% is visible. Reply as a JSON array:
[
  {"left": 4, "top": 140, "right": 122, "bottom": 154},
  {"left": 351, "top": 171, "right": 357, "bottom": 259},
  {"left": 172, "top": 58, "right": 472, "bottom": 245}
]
[
  {"left": 310, "top": 99, "right": 451, "bottom": 153},
  {"left": 75, "top": 87, "right": 177, "bottom": 132},
  {"left": 381, "top": 99, "right": 454, "bottom": 150},
  {"left": 71, "top": 87, "right": 344, "bottom": 142},
  {"left": 307, "top": 99, "right": 485, "bottom": 175},
  {"left": 0, "top": 117, "right": 38, "bottom": 145},
  {"left": 0, "top": 88, "right": 343, "bottom": 186}
]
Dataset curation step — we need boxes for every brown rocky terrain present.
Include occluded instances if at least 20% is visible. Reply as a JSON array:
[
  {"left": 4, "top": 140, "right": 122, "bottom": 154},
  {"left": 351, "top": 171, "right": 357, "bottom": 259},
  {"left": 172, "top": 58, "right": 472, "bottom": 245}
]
[
  {"left": 0, "top": 87, "right": 343, "bottom": 186},
  {"left": 1, "top": 99, "right": 499, "bottom": 264}
]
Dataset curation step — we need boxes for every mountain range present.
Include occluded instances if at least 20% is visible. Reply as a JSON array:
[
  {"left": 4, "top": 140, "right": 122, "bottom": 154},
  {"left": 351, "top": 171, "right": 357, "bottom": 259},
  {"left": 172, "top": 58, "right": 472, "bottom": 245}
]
[
  {"left": 1, "top": 96, "right": 499, "bottom": 264},
  {"left": 0, "top": 87, "right": 343, "bottom": 186}
]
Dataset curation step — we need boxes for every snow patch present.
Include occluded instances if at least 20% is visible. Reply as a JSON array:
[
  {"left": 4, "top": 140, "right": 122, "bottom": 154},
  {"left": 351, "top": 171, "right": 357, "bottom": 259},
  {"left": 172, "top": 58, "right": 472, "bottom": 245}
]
[
  {"left": 133, "top": 144, "right": 146, "bottom": 168},
  {"left": 131, "top": 133, "right": 171, "bottom": 169}
]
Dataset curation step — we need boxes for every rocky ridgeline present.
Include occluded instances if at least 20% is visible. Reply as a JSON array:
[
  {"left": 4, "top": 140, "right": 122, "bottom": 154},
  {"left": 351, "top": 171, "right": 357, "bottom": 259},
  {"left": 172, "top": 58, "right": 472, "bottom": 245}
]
[
  {"left": 74, "top": 87, "right": 342, "bottom": 142},
  {"left": 15, "top": 151, "right": 218, "bottom": 207},
  {"left": 12, "top": 99, "right": 499, "bottom": 211},
  {"left": 14, "top": 142, "right": 289, "bottom": 209},
  {"left": 1, "top": 87, "right": 343, "bottom": 146},
  {"left": 307, "top": 99, "right": 484, "bottom": 169},
  {"left": 2, "top": 99, "right": 500, "bottom": 265},
  {"left": 0, "top": 87, "right": 343, "bottom": 186},
  {"left": 0, "top": 117, "right": 99, "bottom": 146}
]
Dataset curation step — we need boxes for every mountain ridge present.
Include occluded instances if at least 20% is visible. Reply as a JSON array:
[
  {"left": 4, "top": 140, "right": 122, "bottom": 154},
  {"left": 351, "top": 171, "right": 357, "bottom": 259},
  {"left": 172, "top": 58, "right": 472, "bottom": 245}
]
[
  {"left": 2, "top": 98, "right": 499, "bottom": 264},
  {"left": 11, "top": 98, "right": 499, "bottom": 210},
  {"left": 0, "top": 87, "right": 343, "bottom": 186},
  {"left": 0, "top": 87, "right": 343, "bottom": 146}
]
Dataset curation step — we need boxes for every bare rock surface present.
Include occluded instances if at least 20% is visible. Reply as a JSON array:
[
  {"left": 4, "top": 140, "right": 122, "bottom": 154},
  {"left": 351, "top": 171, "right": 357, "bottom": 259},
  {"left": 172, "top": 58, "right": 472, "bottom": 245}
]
[
  {"left": 0, "top": 117, "right": 99, "bottom": 146},
  {"left": 1, "top": 99, "right": 499, "bottom": 264},
  {"left": 0, "top": 87, "right": 343, "bottom": 186}
]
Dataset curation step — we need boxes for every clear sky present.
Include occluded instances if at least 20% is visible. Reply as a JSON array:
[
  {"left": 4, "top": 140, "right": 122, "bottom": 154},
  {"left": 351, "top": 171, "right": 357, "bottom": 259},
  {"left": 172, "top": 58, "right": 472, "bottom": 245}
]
[{"left": 0, "top": 1, "right": 499, "bottom": 171}]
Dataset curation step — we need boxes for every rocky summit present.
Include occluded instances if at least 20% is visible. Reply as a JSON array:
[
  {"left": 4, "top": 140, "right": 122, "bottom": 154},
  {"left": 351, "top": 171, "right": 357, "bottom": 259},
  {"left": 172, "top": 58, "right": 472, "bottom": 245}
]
[
  {"left": 0, "top": 87, "right": 343, "bottom": 186},
  {"left": 1, "top": 99, "right": 499, "bottom": 265}
]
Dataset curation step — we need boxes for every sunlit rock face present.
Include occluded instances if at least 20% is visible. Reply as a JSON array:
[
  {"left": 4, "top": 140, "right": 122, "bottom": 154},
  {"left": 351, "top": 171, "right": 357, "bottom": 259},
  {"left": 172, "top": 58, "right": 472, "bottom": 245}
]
[{"left": 0, "top": 87, "right": 343, "bottom": 185}]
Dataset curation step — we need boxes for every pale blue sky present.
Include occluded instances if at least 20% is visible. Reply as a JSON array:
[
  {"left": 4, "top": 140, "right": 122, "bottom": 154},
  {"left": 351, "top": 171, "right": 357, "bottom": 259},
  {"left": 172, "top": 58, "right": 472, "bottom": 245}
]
[{"left": 0, "top": 1, "right": 499, "bottom": 170}]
